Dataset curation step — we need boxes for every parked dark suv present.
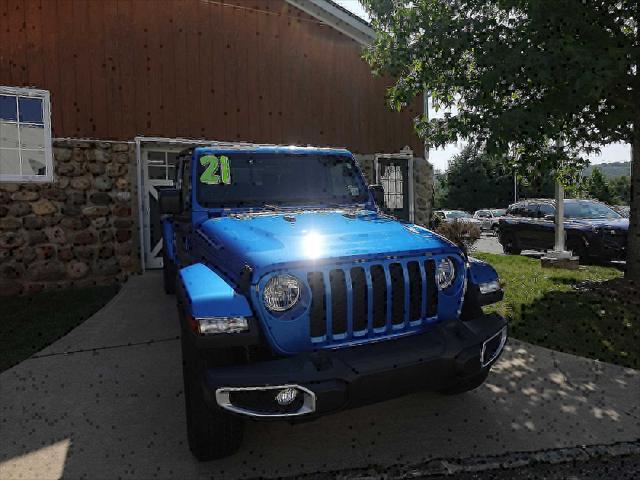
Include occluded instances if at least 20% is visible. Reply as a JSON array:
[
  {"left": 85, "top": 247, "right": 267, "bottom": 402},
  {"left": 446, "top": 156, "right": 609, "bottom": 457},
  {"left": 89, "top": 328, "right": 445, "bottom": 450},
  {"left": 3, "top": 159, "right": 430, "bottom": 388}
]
[{"left": 498, "top": 199, "right": 628, "bottom": 262}]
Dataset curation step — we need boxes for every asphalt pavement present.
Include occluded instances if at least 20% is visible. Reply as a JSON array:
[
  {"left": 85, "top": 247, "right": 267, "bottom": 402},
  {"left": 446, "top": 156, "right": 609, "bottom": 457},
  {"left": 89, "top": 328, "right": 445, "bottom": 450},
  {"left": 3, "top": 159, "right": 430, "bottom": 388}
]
[
  {"left": 473, "top": 233, "right": 506, "bottom": 255},
  {"left": 1, "top": 272, "right": 638, "bottom": 479}
]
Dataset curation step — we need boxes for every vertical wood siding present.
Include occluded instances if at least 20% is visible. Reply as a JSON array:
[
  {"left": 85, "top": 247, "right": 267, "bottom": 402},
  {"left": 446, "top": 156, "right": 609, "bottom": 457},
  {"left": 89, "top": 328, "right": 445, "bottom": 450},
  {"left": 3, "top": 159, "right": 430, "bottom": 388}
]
[{"left": 0, "top": 0, "right": 422, "bottom": 153}]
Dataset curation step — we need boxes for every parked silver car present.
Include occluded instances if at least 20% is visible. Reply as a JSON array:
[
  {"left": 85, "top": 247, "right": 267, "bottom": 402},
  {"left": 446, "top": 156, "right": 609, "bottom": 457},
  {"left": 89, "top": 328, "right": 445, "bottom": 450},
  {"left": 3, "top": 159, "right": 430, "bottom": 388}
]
[{"left": 473, "top": 209, "right": 506, "bottom": 232}]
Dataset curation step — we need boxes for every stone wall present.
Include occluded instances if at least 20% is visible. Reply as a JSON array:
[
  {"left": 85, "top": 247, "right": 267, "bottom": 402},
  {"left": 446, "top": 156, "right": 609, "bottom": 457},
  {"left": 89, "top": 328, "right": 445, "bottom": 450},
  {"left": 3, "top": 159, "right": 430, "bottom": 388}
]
[
  {"left": 413, "top": 157, "right": 434, "bottom": 227},
  {"left": 0, "top": 140, "right": 140, "bottom": 296}
]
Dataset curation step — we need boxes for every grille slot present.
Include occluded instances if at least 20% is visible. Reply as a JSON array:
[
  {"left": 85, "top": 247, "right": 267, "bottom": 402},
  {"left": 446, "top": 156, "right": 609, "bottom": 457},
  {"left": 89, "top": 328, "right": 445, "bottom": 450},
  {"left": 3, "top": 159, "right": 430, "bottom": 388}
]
[
  {"left": 306, "top": 258, "right": 441, "bottom": 345},
  {"left": 307, "top": 272, "right": 326, "bottom": 338},
  {"left": 425, "top": 259, "right": 438, "bottom": 317},
  {"left": 329, "top": 269, "right": 348, "bottom": 335},
  {"left": 389, "top": 263, "right": 405, "bottom": 325},
  {"left": 407, "top": 261, "right": 422, "bottom": 321},
  {"left": 370, "top": 265, "right": 387, "bottom": 329},
  {"left": 350, "top": 267, "right": 368, "bottom": 332}
]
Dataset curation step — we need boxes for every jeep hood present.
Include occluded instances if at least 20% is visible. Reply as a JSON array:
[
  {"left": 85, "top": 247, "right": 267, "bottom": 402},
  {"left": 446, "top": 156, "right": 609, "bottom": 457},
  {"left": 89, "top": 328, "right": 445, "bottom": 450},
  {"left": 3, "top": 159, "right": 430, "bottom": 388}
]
[{"left": 197, "top": 211, "right": 458, "bottom": 278}]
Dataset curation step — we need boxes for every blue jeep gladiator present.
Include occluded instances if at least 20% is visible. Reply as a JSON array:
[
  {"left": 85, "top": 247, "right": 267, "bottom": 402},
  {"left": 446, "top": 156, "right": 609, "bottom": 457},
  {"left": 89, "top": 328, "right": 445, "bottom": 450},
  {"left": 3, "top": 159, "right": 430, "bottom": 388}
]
[{"left": 159, "top": 145, "right": 507, "bottom": 460}]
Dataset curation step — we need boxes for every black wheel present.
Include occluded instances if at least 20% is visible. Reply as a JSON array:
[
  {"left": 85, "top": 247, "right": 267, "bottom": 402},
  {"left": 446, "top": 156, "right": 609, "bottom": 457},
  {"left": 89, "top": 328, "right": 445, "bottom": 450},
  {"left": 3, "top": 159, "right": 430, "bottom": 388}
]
[
  {"left": 501, "top": 234, "right": 522, "bottom": 255},
  {"left": 571, "top": 236, "right": 591, "bottom": 264},
  {"left": 181, "top": 333, "right": 244, "bottom": 461},
  {"left": 439, "top": 370, "right": 489, "bottom": 395},
  {"left": 162, "top": 248, "right": 176, "bottom": 295}
]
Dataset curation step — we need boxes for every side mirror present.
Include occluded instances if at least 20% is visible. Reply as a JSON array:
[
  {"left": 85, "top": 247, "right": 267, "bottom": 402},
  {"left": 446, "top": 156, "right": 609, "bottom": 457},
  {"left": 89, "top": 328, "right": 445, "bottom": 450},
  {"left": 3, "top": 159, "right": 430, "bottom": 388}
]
[
  {"left": 369, "top": 184, "right": 385, "bottom": 208},
  {"left": 158, "top": 188, "right": 181, "bottom": 215}
]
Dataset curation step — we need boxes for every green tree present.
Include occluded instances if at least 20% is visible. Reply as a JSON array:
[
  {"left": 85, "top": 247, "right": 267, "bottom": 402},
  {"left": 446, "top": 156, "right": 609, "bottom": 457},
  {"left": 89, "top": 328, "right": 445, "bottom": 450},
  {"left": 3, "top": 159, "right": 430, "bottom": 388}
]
[
  {"left": 440, "top": 146, "right": 513, "bottom": 211},
  {"left": 609, "top": 176, "right": 631, "bottom": 205},
  {"left": 362, "top": 0, "right": 639, "bottom": 280},
  {"left": 586, "top": 168, "right": 616, "bottom": 204},
  {"left": 433, "top": 169, "right": 448, "bottom": 209}
]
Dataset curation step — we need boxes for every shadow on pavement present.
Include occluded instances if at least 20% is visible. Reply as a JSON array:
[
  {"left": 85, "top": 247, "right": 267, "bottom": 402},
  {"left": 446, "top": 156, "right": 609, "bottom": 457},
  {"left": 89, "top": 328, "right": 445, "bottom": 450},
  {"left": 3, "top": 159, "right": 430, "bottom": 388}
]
[{"left": 0, "top": 273, "right": 638, "bottom": 479}]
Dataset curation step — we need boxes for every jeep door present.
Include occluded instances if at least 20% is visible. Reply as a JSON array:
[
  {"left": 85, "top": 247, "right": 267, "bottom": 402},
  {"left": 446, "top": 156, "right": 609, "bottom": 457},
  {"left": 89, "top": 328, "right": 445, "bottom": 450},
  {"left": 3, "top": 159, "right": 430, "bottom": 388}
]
[{"left": 172, "top": 155, "right": 194, "bottom": 267}]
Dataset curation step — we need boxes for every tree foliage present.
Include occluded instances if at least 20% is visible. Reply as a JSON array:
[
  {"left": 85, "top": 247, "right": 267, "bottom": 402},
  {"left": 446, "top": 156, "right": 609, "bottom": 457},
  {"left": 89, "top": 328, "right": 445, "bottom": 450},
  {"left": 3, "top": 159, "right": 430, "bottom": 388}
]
[
  {"left": 586, "top": 168, "right": 616, "bottom": 204},
  {"left": 437, "top": 146, "right": 513, "bottom": 211},
  {"left": 609, "top": 176, "right": 631, "bottom": 204},
  {"left": 436, "top": 145, "right": 562, "bottom": 211},
  {"left": 362, "top": 0, "right": 639, "bottom": 278},
  {"left": 362, "top": 0, "right": 636, "bottom": 167}
]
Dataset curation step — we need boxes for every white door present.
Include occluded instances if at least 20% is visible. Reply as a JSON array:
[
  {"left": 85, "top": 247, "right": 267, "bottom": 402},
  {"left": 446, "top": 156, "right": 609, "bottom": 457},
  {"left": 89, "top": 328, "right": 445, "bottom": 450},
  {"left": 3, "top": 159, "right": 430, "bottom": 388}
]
[
  {"left": 142, "top": 149, "right": 181, "bottom": 269},
  {"left": 374, "top": 151, "right": 415, "bottom": 222}
]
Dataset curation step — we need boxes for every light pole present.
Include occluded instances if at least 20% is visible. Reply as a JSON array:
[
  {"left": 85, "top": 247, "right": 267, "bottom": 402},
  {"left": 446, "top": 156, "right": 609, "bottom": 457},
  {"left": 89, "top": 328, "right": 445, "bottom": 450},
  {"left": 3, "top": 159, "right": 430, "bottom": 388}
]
[
  {"left": 553, "top": 169, "right": 567, "bottom": 253},
  {"left": 542, "top": 138, "right": 576, "bottom": 267}
]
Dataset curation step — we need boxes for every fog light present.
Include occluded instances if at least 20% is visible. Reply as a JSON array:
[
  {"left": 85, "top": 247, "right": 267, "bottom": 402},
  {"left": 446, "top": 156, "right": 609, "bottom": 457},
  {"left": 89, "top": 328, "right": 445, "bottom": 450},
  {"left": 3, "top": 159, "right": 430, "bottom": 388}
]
[
  {"left": 275, "top": 387, "right": 298, "bottom": 406},
  {"left": 197, "top": 316, "right": 249, "bottom": 335},
  {"left": 479, "top": 280, "right": 501, "bottom": 294}
]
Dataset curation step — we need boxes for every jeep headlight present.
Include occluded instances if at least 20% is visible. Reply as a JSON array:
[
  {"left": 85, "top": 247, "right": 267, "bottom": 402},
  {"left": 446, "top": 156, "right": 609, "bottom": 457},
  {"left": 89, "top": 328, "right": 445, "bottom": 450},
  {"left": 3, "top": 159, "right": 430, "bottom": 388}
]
[
  {"left": 436, "top": 257, "right": 456, "bottom": 290},
  {"left": 263, "top": 274, "right": 301, "bottom": 312}
]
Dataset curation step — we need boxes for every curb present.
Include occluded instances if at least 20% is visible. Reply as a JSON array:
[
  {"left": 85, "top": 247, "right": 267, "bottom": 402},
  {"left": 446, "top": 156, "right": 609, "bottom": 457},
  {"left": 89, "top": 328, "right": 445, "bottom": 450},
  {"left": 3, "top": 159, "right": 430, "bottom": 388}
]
[{"left": 287, "top": 440, "right": 640, "bottom": 480}]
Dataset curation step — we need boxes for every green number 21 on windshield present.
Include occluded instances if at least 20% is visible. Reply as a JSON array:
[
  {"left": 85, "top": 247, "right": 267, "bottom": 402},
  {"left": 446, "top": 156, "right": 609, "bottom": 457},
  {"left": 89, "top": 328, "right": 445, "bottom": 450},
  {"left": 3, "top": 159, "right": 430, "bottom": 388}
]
[{"left": 199, "top": 155, "right": 231, "bottom": 185}]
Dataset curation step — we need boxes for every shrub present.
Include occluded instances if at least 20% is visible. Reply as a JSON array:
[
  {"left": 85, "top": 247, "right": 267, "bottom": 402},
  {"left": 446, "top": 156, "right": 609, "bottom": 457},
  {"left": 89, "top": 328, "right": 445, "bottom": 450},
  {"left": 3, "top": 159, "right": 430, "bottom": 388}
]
[{"left": 435, "top": 220, "right": 481, "bottom": 254}]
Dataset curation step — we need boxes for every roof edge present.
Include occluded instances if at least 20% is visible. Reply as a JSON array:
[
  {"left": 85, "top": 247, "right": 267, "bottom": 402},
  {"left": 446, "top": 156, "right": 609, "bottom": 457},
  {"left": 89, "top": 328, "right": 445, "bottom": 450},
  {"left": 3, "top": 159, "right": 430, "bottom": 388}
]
[{"left": 285, "top": 0, "right": 375, "bottom": 45}]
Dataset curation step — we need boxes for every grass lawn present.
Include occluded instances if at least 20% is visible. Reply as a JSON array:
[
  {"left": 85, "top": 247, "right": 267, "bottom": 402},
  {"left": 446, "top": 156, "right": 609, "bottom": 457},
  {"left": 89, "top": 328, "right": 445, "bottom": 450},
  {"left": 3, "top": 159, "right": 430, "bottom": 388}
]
[
  {"left": 0, "top": 284, "right": 120, "bottom": 372},
  {"left": 474, "top": 253, "right": 639, "bottom": 369}
]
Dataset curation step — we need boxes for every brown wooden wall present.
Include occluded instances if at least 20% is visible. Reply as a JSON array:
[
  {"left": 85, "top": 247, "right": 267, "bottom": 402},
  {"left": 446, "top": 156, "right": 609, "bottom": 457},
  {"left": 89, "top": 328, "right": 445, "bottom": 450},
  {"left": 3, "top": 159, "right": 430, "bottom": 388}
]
[{"left": 0, "top": 0, "right": 422, "bottom": 154}]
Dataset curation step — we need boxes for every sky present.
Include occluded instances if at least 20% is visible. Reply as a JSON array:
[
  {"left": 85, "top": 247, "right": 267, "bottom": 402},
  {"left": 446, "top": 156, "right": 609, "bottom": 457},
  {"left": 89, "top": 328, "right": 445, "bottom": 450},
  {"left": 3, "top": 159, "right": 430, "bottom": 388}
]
[
  {"left": 334, "top": 0, "right": 632, "bottom": 172},
  {"left": 334, "top": 0, "right": 370, "bottom": 21}
]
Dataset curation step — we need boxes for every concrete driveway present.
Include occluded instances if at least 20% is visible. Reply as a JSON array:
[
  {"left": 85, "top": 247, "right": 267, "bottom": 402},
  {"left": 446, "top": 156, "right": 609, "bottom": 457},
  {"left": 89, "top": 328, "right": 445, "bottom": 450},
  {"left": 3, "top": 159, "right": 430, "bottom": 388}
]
[
  {"left": 1, "top": 273, "right": 638, "bottom": 479},
  {"left": 473, "top": 232, "right": 506, "bottom": 255}
]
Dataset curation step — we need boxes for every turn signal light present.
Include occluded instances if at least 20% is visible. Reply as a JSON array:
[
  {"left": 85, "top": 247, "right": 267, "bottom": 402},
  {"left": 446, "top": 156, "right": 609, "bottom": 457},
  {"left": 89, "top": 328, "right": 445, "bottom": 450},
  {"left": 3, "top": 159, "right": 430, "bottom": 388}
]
[
  {"left": 186, "top": 314, "right": 249, "bottom": 335},
  {"left": 479, "top": 280, "right": 501, "bottom": 295}
]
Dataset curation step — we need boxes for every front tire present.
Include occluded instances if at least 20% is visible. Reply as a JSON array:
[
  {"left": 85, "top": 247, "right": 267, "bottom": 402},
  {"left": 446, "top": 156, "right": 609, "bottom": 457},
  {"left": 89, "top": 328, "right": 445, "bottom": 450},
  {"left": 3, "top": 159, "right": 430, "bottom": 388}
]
[
  {"left": 501, "top": 233, "right": 522, "bottom": 255},
  {"left": 570, "top": 236, "right": 592, "bottom": 265},
  {"left": 181, "top": 334, "right": 244, "bottom": 460},
  {"left": 439, "top": 370, "right": 489, "bottom": 395}
]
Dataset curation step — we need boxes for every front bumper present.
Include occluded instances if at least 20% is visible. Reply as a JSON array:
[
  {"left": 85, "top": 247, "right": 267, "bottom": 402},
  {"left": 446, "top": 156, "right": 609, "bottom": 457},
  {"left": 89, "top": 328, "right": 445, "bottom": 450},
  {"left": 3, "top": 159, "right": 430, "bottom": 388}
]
[{"left": 202, "top": 313, "right": 507, "bottom": 418}]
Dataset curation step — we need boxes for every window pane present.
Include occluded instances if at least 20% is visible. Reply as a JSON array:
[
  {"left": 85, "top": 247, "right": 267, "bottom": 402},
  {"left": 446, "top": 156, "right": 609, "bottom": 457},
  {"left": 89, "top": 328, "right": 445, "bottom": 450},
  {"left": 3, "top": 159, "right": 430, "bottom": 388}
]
[
  {"left": 19, "top": 124, "right": 45, "bottom": 149},
  {"left": 0, "top": 121, "right": 19, "bottom": 148},
  {"left": 149, "top": 165, "right": 166, "bottom": 179},
  {"left": 0, "top": 149, "right": 21, "bottom": 175},
  {"left": 539, "top": 204, "right": 554, "bottom": 216},
  {"left": 167, "top": 152, "right": 179, "bottom": 165},
  {"left": 0, "top": 95, "right": 17, "bottom": 121},
  {"left": 21, "top": 149, "right": 47, "bottom": 175},
  {"left": 148, "top": 151, "right": 166, "bottom": 162},
  {"left": 18, "top": 97, "right": 44, "bottom": 124}
]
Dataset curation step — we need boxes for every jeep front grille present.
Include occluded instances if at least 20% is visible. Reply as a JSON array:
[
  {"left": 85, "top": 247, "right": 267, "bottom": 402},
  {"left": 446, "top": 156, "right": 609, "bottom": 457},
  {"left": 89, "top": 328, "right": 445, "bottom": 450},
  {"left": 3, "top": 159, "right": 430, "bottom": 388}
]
[{"left": 307, "top": 259, "right": 438, "bottom": 345}]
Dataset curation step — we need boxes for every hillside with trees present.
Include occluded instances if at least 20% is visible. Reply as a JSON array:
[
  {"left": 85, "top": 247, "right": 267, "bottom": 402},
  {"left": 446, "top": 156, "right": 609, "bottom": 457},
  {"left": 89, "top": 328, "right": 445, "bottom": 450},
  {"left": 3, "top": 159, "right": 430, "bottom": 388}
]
[{"left": 583, "top": 162, "right": 631, "bottom": 179}]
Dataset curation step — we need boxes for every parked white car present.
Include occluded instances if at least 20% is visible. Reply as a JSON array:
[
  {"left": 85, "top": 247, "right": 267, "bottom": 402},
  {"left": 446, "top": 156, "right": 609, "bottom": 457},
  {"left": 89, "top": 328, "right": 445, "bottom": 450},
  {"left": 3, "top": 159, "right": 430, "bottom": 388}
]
[
  {"left": 434, "top": 210, "right": 483, "bottom": 227},
  {"left": 473, "top": 209, "right": 507, "bottom": 232}
]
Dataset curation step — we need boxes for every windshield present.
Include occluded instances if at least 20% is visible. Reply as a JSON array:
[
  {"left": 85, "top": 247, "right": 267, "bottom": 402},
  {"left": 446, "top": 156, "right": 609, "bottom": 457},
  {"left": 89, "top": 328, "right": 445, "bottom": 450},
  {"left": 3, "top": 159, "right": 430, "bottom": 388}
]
[
  {"left": 196, "top": 153, "right": 369, "bottom": 208},
  {"left": 564, "top": 201, "right": 621, "bottom": 219},
  {"left": 491, "top": 209, "right": 506, "bottom": 216},
  {"left": 447, "top": 211, "right": 472, "bottom": 219}
]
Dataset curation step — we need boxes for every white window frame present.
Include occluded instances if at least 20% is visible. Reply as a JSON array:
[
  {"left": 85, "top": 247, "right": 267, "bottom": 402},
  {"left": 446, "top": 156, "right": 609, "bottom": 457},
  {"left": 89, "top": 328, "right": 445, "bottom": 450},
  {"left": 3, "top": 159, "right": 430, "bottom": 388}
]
[{"left": 0, "top": 86, "right": 53, "bottom": 183}]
